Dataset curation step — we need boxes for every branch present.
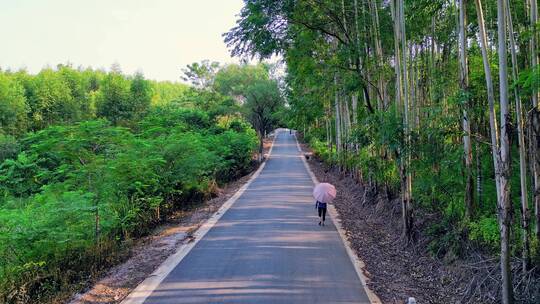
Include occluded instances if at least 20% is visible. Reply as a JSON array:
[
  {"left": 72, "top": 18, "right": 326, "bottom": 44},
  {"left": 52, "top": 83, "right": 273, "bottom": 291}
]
[{"left": 289, "top": 17, "right": 349, "bottom": 46}]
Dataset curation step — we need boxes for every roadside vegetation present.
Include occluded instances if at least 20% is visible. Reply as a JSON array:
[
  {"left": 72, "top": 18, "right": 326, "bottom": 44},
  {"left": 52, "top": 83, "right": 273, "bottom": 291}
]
[{"left": 0, "top": 63, "right": 283, "bottom": 303}]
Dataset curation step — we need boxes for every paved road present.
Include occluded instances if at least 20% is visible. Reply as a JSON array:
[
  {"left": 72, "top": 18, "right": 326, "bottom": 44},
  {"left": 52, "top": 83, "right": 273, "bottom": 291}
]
[{"left": 142, "top": 131, "right": 371, "bottom": 303}]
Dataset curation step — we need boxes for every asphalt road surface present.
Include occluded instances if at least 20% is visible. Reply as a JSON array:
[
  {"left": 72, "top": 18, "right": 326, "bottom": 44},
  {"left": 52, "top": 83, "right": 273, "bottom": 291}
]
[{"left": 142, "top": 131, "right": 371, "bottom": 304}]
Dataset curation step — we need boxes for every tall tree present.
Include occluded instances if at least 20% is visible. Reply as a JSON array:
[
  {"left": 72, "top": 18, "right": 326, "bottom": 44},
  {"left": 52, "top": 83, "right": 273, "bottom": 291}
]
[
  {"left": 529, "top": 0, "right": 540, "bottom": 247},
  {"left": 474, "top": 0, "right": 500, "bottom": 204},
  {"left": 0, "top": 73, "right": 28, "bottom": 136},
  {"left": 530, "top": 0, "right": 539, "bottom": 108},
  {"left": 496, "top": 0, "right": 513, "bottom": 302},
  {"left": 505, "top": 0, "right": 531, "bottom": 273},
  {"left": 458, "top": 0, "right": 474, "bottom": 218},
  {"left": 96, "top": 71, "right": 131, "bottom": 125},
  {"left": 29, "top": 69, "right": 77, "bottom": 128},
  {"left": 244, "top": 79, "right": 283, "bottom": 161},
  {"left": 181, "top": 60, "right": 220, "bottom": 90},
  {"left": 129, "top": 72, "right": 152, "bottom": 119},
  {"left": 213, "top": 63, "right": 269, "bottom": 101},
  {"left": 391, "top": 0, "right": 413, "bottom": 241}
]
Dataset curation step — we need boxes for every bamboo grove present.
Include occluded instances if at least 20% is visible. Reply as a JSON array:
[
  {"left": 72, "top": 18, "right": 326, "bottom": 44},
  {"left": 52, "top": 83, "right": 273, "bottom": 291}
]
[{"left": 226, "top": 0, "right": 540, "bottom": 302}]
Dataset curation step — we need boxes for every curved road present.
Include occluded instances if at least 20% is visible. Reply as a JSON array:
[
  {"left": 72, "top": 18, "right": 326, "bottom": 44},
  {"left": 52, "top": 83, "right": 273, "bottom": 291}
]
[{"left": 140, "top": 131, "right": 371, "bottom": 303}]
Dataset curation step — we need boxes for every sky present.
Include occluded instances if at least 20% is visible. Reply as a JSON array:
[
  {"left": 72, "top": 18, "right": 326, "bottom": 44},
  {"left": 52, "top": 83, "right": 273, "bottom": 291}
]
[{"left": 0, "top": 0, "right": 245, "bottom": 81}]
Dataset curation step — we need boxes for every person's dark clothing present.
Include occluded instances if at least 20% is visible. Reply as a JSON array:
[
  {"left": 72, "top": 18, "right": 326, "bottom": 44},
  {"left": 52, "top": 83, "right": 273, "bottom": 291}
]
[
  {"left": 318, "top": 206, "right": 327, "bottom": 222},
  {"left": 315, "top": 201, "right": 327, "bottom": 222}
]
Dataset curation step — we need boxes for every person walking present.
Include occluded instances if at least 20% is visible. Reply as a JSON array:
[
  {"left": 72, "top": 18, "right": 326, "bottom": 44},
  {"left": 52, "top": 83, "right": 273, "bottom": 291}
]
[
  {"left": 312, "top": 182, "right": 336, "bottom": 227},
  {"left": 315, "top": 200, "right": 327, "bottom": 226}
]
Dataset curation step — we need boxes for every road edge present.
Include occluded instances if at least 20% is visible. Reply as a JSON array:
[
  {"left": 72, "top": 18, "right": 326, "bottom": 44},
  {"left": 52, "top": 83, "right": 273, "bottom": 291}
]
[
  {"left": 293, "top": 133, "right": 382, "bottom": 304},
  {"left": 121, "top": 131, "right": 279, "bottom": 304}
]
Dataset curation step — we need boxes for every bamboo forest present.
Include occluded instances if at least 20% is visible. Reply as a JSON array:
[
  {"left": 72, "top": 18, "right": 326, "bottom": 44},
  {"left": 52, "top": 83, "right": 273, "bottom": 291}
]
[
  {"left": 1, "top": 0, "right": 540, "bottom": 303},
  {"left": 225, "top": 0, "right": 540, "bottom": 303}
]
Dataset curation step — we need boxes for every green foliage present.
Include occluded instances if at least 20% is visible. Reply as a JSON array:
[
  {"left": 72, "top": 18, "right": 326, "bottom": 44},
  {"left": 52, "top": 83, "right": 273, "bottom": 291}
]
[
  {"left": 181, "top": 60, "right": 220, "bottom": 89},
  {"left": 0, "top": 60, "right": 278, "bottom": 302},
  {"left": 244, "top": 79, "right": 284, "bottom": 135},
  {"left": 151, "top": 81, "right": 189, "bottom": 106},
  {"left": 213, "top": 63, "right": 284, "bottom": 137},
  {"left": 0, "top": 74, "right": 28, "bottom": 136},
  {"left": 223, "top": 0, "right": 540, "bottom": 264},
  {"left": 517, "top": 65, "right": 540, "bottom": 99},
  {"left": 0, "top": 102, "right": 257, "bottom": 303},
  {"left": 426, "top": 216, "right": 465, "bottom": 259},
  {"left": 0, "top": 135, "right": 20, "bottom": 163},
  {"left": 0, "top": 67, "right": 187, "bottom": 134},
  {"left": 129, "top": 72, "right": 152, "bottom": 120},
  {"left": 468, "top": 217, "right": 501, "bottom": 251},
  {"left": 213, "top": 63, "right": 269, "bottom": 97},
  {"left": 96, "top": 72, "right": 132, "bottom": 125},
  {"left": 0, "top": 152, "right": 41, "bottom": 197}
]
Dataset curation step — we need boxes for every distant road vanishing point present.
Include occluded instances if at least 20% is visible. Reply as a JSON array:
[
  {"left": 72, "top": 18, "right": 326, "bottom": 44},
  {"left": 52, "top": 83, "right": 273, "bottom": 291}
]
[{"left": 125, "top": 130, "right": 373, "bottom": 304}]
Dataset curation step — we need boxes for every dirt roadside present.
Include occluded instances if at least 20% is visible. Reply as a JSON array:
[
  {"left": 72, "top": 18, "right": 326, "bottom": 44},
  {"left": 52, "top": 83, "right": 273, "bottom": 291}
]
[{"left": 68, "top": 137, "right": 274, "bottom": 304}]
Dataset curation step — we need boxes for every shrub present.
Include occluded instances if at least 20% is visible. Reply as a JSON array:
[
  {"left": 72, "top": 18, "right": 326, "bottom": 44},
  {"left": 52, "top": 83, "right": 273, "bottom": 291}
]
[{"left": 0, "top": 105, "right": 258, "bottom": 303}]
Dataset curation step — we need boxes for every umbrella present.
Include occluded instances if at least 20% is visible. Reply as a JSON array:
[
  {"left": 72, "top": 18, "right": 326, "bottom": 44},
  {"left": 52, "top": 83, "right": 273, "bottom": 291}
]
[{"left": 313, "top": 182, "right": 336, "bottom": 203}]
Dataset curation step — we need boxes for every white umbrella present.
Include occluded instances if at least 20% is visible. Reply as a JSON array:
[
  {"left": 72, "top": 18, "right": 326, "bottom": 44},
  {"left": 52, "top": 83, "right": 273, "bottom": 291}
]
[{"left": 313, "top": 183, "right": 336, "bottom": 203}]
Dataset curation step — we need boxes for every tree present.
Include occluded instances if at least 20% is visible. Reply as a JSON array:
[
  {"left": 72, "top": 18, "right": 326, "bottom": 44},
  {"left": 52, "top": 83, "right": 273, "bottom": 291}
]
[
  {"left": 181, "top": 60, "right": 220, "bottom": 89},
  {"left": 504, "top": 0, "right": 531, "bottom": 273},
  {"left": 496, "top": 0, "right": 513, "bottom": 301},
  {"left": 57, "top": 64, "right": 95, "bottom": 120},
  {"left": 226, "top": 0, "right": 540, "bottom": 301},
  {"left": 96, "top": 71, "right": 131, "bottom": 125},
  {"left": 474, "top": 0, "right": 500, "bottom": 207},
  {"left": 129, "top": 72, "right": 152, "bottom": 120},
  {"left": 458, "top": 0, "right": 474, "bottom": 219},
  {"left": 151, "top": 81, "right": 189, "bottom": 106},
  {"left": 29, "top": 69, "right": 77, "bottom": 129},
  {"left": 244, "top": 79, "right": 283, "bottom": 161},
  {"left": 0, "top": 73, "right": 29, "bottom": 136},
  {"left": 528, "top": 0, "right": 540, "bottom": 251},
  {"left": 213, "top": 63, "right": 269, "bottom": 102}
]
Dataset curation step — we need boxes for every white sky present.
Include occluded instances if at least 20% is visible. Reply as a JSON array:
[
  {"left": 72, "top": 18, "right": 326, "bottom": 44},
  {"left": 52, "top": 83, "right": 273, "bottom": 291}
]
[{"left": 0, "top": 0, "right": 245, "bottom": 81}]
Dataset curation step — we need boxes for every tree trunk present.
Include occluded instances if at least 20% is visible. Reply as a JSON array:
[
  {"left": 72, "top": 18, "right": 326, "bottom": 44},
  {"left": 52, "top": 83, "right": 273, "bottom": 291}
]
[
  {"left": 258, "top": 130, "right": 264, "bottom": 163},
  {"left": 505, "top": 0, "right": 531, "bottom": 272},
  {"left": 326, "top": 114, "right": 331, "bottom": 150},
  {"left": 529, "top": 108, "right": 540, "bottom": 243},
  {"left": 496, "top": 0, "right": 514, "bottom": 302},
  {"left": 335, "top": 75, "right": 342, "bottom": 157},
  {"left": 343, "top": 94, "right": 352, "bottom": 159},
  {"left": 369, "top": 0, "right": 385, "bottom": 108},
  {"left": 459, "top": 0, "right": 474, "bottom": 219},
  {"left": 410, "top": 46, "right": 417, "bottom": 129},
  {"left": 530, "top": 0, "right": 538, "bottom": 108},
  {"left": 430, "top": 16, "right": 436, "bottom": 104},
  {"left": 394, "top": 0, "right": 413, "bottom": 242},
  {"left": 352, "top": 94, "right": 358, "bottom": 126},
  {"left": 390, "top": 0, "right": 403, "bottom": 111},
  {"left": 475, "top": 140, "right": 482, "bottom": 208},
  {"left": 474, "top": 0, "right": 501, "bottom": 201},
  {"left": 403, "top": 0, "right": 413, "bottom": 243},
  {"left": 529, "top": 0, "right": 540, "bottom": 245},
  {"left": 352, "top": 0, "right": 362, "bottom": 128}
]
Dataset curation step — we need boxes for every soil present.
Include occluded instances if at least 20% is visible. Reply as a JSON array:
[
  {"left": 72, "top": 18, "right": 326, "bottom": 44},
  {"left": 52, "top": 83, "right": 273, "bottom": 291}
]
[{"left": 67, "top": 137, "right": 274, "bottom": 304}]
